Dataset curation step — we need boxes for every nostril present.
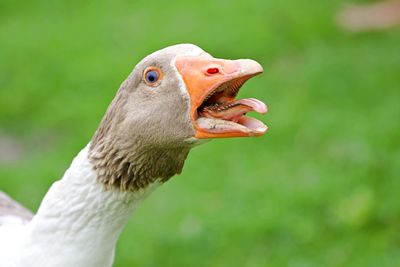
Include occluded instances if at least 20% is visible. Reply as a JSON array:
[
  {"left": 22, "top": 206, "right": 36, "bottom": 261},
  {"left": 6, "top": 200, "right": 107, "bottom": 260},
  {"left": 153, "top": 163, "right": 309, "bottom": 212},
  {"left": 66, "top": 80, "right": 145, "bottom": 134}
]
[{"left": 207, "top": 68, "right": 219, "bottom": 75}]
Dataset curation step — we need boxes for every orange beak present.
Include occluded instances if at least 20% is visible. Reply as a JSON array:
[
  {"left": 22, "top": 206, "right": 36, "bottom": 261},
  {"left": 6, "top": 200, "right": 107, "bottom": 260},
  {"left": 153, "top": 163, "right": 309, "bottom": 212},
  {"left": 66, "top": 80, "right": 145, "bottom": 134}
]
[{"left": 175, "top": 55, "right": 268, "bottom": 139}]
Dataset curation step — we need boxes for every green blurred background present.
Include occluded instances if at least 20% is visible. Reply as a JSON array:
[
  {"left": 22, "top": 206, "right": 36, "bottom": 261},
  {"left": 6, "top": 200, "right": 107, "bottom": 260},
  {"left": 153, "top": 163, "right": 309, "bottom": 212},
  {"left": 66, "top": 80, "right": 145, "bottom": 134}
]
[{"left": 1, "top": 0, "right": 399, "bottom": 266}]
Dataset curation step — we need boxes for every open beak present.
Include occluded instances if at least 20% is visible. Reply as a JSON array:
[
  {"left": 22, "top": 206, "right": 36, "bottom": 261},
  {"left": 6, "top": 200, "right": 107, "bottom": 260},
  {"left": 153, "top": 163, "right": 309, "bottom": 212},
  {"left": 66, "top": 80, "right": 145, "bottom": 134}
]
[{"left": 175, "top": 55, "right": 268, "bottom": 139}]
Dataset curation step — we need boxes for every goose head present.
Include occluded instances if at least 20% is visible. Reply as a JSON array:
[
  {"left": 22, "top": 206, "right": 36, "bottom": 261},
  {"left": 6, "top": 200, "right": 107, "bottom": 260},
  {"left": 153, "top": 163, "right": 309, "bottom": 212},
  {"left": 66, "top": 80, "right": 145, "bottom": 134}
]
[{"left": 89, "top": 44, "right": 268, "bottom": 191}]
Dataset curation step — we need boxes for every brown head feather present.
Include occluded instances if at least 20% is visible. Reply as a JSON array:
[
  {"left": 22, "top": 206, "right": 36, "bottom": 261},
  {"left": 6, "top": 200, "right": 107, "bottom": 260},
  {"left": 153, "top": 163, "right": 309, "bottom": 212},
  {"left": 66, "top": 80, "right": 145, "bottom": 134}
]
[{"left": 89, "top": 45, "right": 206, "bottom": 191}]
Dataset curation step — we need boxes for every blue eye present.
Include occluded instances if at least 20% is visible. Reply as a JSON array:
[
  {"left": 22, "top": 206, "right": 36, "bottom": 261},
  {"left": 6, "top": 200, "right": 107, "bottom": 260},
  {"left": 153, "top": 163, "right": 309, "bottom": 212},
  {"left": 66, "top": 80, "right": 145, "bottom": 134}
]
[
  {"left": 146, "top": 71, "right": 158, "bottom": 82},
  {"left": 144, "top": 68, "right": 161, "bottom": 85}
]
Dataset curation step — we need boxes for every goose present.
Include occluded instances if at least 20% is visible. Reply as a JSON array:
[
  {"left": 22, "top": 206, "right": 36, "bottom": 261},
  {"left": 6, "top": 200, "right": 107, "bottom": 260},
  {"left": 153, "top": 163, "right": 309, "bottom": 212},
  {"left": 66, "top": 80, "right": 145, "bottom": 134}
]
[{"left": 0, "top": 44, "right": 268, "bottom": 267}]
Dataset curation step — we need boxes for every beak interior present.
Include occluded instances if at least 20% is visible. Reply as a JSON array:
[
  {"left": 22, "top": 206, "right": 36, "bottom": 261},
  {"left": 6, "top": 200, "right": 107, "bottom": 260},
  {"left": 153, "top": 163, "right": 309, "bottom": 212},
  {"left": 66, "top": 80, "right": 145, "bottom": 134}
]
[
  {"left": 195, "top": 73, "right": 268, "bottom": 137},
  {"left": 175, "top": 56, "right": 268, "bottom": 138}
]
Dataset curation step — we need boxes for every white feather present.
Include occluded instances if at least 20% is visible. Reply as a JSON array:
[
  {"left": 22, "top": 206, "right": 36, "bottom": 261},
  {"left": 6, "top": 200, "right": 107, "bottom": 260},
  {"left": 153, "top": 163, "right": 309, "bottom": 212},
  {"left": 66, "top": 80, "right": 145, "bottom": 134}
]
[{"left": 0, "top": 145, "right": 160, "bottom": 267}]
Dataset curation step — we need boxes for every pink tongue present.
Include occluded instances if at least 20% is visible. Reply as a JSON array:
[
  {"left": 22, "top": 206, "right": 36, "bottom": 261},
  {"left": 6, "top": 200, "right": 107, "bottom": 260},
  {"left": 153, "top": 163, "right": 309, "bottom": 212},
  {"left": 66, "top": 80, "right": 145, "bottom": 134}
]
[
  {"left": 235, "top": 98, "right": 267, "bottom": 114},
  {"left": 200, "top": 98, "right": 267, "bottom": 122}
]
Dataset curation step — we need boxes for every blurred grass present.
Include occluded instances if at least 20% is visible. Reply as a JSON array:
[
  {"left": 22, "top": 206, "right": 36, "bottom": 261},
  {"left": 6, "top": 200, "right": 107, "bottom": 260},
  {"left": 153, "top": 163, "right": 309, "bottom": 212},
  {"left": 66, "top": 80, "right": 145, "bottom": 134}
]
[{"left": 1, "top": 0, "right": 400, "bottom": 266}]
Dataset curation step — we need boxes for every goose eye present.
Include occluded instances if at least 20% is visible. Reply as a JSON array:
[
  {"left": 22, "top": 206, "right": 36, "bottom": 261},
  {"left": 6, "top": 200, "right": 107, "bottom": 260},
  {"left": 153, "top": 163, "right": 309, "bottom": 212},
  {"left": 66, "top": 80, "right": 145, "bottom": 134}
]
[
  {"left": 144, "top": 67, "right": 162, "bottom": 86},
  {"left": 146, "top": 71, "right": 158, "bottom": 83}
]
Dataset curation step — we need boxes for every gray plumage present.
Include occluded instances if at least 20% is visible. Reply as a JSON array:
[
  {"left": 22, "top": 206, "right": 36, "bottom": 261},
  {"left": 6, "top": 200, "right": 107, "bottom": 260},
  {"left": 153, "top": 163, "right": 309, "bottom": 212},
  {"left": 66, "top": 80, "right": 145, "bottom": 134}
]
[{"left": 0, "top": 192, "right": 33, "bottom": 224}]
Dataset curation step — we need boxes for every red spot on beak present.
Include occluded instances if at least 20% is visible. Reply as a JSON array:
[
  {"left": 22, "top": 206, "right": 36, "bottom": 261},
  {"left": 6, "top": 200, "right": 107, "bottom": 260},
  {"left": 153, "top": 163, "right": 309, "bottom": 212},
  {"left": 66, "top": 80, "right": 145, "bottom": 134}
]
[{"left": 207, "top": 68, "right": 219, "bottom": 74}]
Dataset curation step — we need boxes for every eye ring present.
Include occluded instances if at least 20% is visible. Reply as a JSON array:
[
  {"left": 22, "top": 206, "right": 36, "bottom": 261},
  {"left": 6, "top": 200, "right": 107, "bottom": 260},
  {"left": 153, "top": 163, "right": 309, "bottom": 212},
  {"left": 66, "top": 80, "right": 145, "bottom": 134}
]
[{"left": 143, "top": 67, "right": 163, "bottom": 86}]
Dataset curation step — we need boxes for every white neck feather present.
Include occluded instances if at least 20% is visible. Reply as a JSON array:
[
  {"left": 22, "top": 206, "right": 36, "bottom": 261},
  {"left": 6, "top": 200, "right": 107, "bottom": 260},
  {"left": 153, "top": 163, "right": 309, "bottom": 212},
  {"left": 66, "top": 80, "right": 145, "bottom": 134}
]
[{"left": 14, "top": 145, "right": 160, "bottom": 267}]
